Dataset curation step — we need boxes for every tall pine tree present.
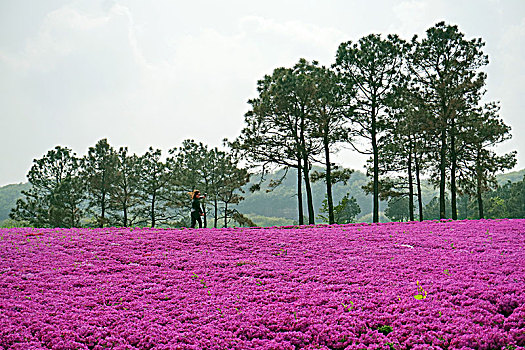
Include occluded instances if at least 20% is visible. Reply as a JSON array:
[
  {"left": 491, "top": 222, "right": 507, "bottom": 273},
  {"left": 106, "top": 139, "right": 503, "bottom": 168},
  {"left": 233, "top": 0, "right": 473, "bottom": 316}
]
[
  {"left": 82, "top": 139, "right": 118, "bottom": 227},
  {"left": 11, "top": 146, "right": 84, "bottom": 227},
  {"left": 409, "top": 22, "right": 488, "bottom": 219},
  {"left": 335, "top": 34, "right": 407, "bottom": 223}
]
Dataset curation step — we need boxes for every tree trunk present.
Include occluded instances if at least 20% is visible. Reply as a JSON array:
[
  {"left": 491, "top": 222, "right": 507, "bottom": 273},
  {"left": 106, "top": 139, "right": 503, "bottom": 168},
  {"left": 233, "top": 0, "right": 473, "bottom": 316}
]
[
  {"left": 151, "top": 191, "right": 156, "bottom": 228},
  {"left": 299, "top": 110, "right": 315, "bottom": 225},
  {"left": 101, "top": 190, "right": 106, "bottom": 228},
  {"left": 100, "top": 170, "right": 107, "bottom": 228},
  {"left": 450, "top": 118, "right": 458, "bottom": 220},
  {"left": 123, "top": 184, "right": 128, "bottom": 227},
  {"left": 476, "top": 176, "right": 484, "bottom": 219},
  {"left": 224, "top": 202, "right": 228, "bottom": 228},
  {"left": 297, "top": 158, "right": 304, "bottom": 225},
  {"left": 371, "top": 106, "right": 379, "bottom": 223},
  {"left": 439, "top": 125, "right": 447, "bottom": 219},
  {"left": 214, "top": 198, "right": 218, "bottom": 228},
  {"left": 69, "top": 203, "right": 74, "bottom": 228},
  {"left": 323, "top": 132, "right": 335, "bottom": 224},
  {"left": 476, "top": 148, "right": 484, "bottom": 219},
  {"left": 463, "top": 195, "right": 469, "bottom": 219},
  {"left": 303, "top": 157, "right": 315, "bottom": 224},
  {"left": 408, "top": 142, "right": 414, "bottom": 221},
  {"left": 120, "top": 176, "right": 128, "bottom": 227},
  {"left": 298, "top": 108, "right": 312, "bottom": 225},
  {"left": 123, "top": 204, "right": 128, "bottom": 227},
  {"left": 414, "top": 148, "right": 424, "bottom": 222}
]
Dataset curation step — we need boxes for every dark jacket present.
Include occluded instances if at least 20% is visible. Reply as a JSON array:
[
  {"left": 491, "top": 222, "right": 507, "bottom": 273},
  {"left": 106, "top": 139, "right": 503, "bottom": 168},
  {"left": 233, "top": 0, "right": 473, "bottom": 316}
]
[{"left": 191, "top": 197, "right": 202, "bottom": 214}]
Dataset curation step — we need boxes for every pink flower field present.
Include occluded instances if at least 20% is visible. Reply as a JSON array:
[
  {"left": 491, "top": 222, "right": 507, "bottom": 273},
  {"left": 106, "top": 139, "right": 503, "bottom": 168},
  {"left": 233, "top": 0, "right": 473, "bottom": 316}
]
[{"left": 1, "top": 219, "right": 525, "bottom": 349}]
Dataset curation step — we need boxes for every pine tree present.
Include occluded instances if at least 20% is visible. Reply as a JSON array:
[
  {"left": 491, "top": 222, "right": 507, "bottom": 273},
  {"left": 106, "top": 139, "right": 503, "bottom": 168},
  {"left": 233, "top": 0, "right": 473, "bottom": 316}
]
[
  {"left": 11, "top": 146, "right": 84, "bottom": 227},
  {"left": 110, "top": 147, "right": 142, "bottom": 227},
  {"left": 409, "top": 22, "right": 488, "bottom": 219},
  {"left": 82, "top": 139, "right": 118, "bottom": 227},
  {"left": 138, "top": 148, "right": 171, "bottom": 227},
  {"left": 335, "top": 34, "right": 407, "bottom": 222},
  {"left": 231, "top": 60, "right": 324, "bottom": 225},
  {"left": 308, "top": 64, "right": 354, "bottom": 224},
  {"left": 458, "top": 103, "right": 516, "bottom": 218}
]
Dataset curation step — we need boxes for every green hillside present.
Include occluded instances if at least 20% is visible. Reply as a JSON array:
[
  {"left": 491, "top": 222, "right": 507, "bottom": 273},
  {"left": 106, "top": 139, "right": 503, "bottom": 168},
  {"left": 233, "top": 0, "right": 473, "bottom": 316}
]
[
  {"left": 1, "top": 168, "right": 523, "bottom": 225},
  {"left": 236, "top": 167, "right": 461, "bottom": 223},
  {"left": 497, "top": 168, "right": 525, "bottom": 185},
  {"left": 0, "top": 183, "right": 30, "bottom": 221},
  {"left": 237, "top": 167, "right": 382, "bottom": 220}
]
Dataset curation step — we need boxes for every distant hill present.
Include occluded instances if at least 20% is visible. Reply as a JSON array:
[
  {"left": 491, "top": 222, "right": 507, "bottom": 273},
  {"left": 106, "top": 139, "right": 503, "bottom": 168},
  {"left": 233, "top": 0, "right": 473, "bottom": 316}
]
[
  {"left": 237, "top": 166, "right": 443, "bottom": 223},
  {"left": 237, "top": 166, "right": 393, "bottom": 221},
  {"left": 239, "top": 167, "right": 366, "bottom": 222},
  {"left": 496, "top": 168, "right": 525, "bottom": 185},
  {"left": 0, "top": 183, "right": 30, "bottom": 221},
  {"left": 0, "top": 168, "right": 383, "bottom": 223},
  {"left": 1, "top": 168, "right": 523, "bottom": 224}
]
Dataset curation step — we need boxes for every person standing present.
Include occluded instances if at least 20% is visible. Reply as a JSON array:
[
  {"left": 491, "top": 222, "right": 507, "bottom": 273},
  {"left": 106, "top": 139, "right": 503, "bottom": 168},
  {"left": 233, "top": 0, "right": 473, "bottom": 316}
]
[{"left": 190, "top": 190, "right": 206, "bottom": 228}]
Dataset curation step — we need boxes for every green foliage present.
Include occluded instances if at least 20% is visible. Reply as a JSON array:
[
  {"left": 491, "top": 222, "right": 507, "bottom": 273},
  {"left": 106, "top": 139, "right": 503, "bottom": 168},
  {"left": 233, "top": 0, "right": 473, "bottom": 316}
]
[
  {"left": 170, "top": 139, "right": 250, "bottom": 228},
  {"left": 385, "top": 197, "right": 410, "bottom": 222},
  {"left": 409, "top": 22, "right": 495, "bottom": 220},
  {"left": 357, "top": 212, "right": 390, "bottom": 224},
  {"left": 214, "top": 149, "right": 250, "bottom": 228},
  {"left": 228, "top": 211, "right": 256, "bottom": 227},
  {"left": 318, "top": 193, "right": 361, "bottom": 224},
  {"left": 82, "top": 138, "right": 118, "bottom": 227},
  {"left": 497, "top": 168, "right": 525, "bottom": 185},
  {"left": 484, "top": 176, "right": 525, "bottom": 219},
  {"left": 4, "top": 138, "right": 250, "bottom": 228},
  {"left": 377, "top": 325, "right": 394, "bottom": 335},
  {"left": 109, "top": 147, "right": 143, "bottom": 227},
  {"left": 233, "top": 58, "right": 356, "bottom": 225},
  {"left": 2, "top": 22, "right": 521, "bottom": 226},
  {"left": 10, "top": 146, "right": 84, "bottom": 228},
  {"left": 2, "top": 168, "right": 522, "bottom": 226},
  {"left": 138, "top": 147, "right": 175, "bottom": 228},
  {"left": 424, "top": 197, "right": 452, "bottom": 220},
  {"left": 0, "top": 218, "right": 27, "bottom": 228},
  {"left": 335, "top": 33, "right": 408, "bottom": 223},
  {"left": 413, "top": 280, "right": 428, "bottom": 300},
  {"left": 457, "top": 102, "right": 517, "bottom": 218}
]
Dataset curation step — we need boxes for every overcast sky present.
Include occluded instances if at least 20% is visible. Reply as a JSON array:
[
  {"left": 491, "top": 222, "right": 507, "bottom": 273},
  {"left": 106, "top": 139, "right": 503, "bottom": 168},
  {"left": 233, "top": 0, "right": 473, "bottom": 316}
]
[{"left": 1, "top": 0, "right": 524, "bottom": 186}]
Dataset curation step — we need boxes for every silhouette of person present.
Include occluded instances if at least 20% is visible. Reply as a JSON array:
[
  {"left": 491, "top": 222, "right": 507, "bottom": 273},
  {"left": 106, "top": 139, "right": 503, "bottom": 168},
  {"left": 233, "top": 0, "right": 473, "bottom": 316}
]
[{"left": 190, "top": 190, "right": 205, "bottom": 228}]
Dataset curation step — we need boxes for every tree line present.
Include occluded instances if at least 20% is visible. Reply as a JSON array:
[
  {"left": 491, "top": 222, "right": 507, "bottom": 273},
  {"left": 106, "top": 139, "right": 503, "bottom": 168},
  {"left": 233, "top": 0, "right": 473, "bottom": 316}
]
[
  {"left": 11, "top": 22, "right": 518, "bottom": 227},
  {"left": 230, "top": 21, "right": 516, "bottom": 224},
  {"left": 384, "top": 174, "right": 525, "bottom": 222},
  {"left": 10, "top": 139, "right": 252, "bottom": 228}
]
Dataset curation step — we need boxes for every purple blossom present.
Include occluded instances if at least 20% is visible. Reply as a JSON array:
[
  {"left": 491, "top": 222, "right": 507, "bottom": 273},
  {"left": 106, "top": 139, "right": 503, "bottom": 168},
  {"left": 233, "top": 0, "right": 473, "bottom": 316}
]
[{"left": 1, "top": 219, "right": 524, "bottom": 348}]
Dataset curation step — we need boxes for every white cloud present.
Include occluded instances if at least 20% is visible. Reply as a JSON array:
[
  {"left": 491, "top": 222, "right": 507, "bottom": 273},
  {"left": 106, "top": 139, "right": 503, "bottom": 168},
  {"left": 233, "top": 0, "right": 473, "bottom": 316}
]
[
  {"left": 499, "top": 17, "right": 525, "bottom": 74},
  {"left": 0, "top": 3, "right": 159, "bottom": 73},
  {"left": 2, "top": 6, "right": 108, "bottom": 71},
  {"left": 392, "top": 0, "right": 429, "bottom": 34},
  {"left": 491, "top": 17, "right": 525, "bottom": 161},
  {"left": 145, "top": 15, "right": 349, "bottom": 149},
  {"left": 1, "top": 0, "right": 525, "bottom": 185},
  {"left": 390, "top": 0, "right": 447, "bottom": 39},
  {"left": 239, "top": 15, "right": 346, "bottom": 53}
]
